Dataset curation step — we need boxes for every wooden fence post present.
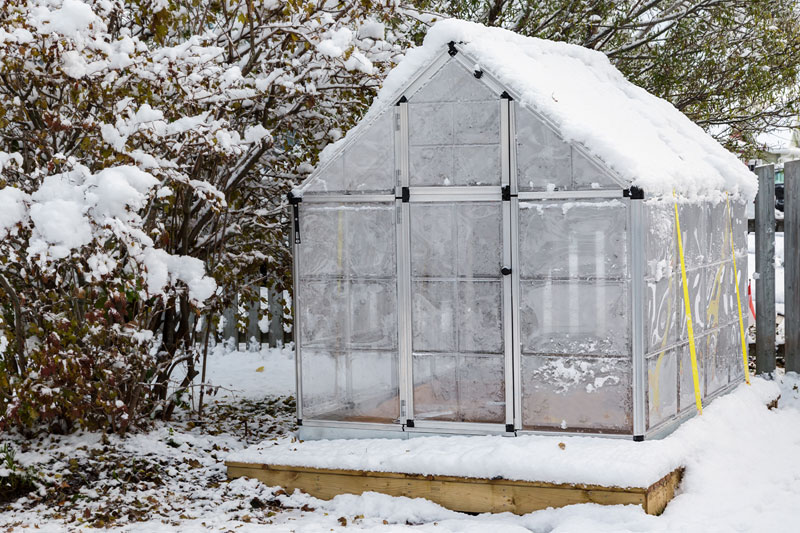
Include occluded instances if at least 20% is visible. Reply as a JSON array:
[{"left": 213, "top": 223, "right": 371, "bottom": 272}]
[
  {"left": 785, "top": 161, "right": 800, "bottom": 373},
  {"left": 755, "top": 165, "right": 776, "bottom": 375}
]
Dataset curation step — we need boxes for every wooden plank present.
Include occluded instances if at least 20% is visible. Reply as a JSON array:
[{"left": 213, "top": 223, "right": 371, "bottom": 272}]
[
  {"left": 226, "top": 462, "right": 682, "bottom": 516},
  {"left": 785, "top": 160, "right": 800, "bottom": 372},
  {"left": 755, "top": 165, "right": 776, "bottom": 374}
]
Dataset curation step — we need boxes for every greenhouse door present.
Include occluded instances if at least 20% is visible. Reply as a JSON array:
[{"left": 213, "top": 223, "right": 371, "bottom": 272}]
[{"left": 402, "top": 188, "right": 513, "bottom": 429}]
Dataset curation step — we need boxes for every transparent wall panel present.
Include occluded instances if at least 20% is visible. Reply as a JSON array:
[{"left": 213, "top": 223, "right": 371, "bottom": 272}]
[
  {"left": 678, "top": 341, "right": 705, "bottom": 412},
  {"left": 301, "top": 349, "right": 400, "bottom": 422},
  {"left": 702, "top": 328, "right": 728, "bottom": 397},
  {"left": 409, "top": 201, "right": 506, "bottom": 424},
  {"left": 571, "top": 148, "right": 619, "bottom": 189},
  {"left": 515, "top": 106, "right": 571, "bottom": 191},
  {"left": 515, "top": 105, "right": 620, "bottom": 191},
  {"left": 410, "top": 60, "right": 496, "bottom": 104},
  {"left": 677, "top": 202, "right": 708, "bottom": 268},
  {"left": 731, "top": 200, "right": 748, "bottom": 256},
  {"left": 297, "top": 202, "right": 399, "bottom": 423},
  {"left": 412, "top": 353, "right": 505, "bottom": 423},
  {"left": 518, "top": 201, "right": 627, "bottom": 279},
  {"left": 408, "top": 101, "right": 500, "bottom": 186},
  {"left": 646, "top": 349, "right": 678, "bottom": 429},
  {"left": 644, "top": 201, "right": 677, "bottom": 280},
  {"left": 704, "top": 261, "right": 737, "bottom": 330},
  {"left": 708, "top": 201, "right": 730, "bottom": 265},
  {"left": 678, "top": 268, "right": 706, "bottom": 339},
  {"left": 304, "top": 110, "right": 395, "bottom": 194},
  {"left": 519, "top": 280, "right": 629, "bottom": 356},
  {"left": 725, "top": 323, "right": 746, "bottom": 382},
  {"left": 645, "top": 276, "right": 678, "bottom": 355},
  {"left": 521, "top": 355, "right": 632, "bottom": 432}
]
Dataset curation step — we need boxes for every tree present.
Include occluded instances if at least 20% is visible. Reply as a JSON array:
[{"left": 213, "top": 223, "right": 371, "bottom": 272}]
[
  {"left": 0, "top": 0, "right": 410, "bottom": 432},
  {"left": 413, "top": 0, "right": 800, "bottom": 154}
]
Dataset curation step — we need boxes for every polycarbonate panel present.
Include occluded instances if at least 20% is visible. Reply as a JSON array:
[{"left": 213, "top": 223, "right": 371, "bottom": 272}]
[
  {"left": 521, "top": 355, "right": 632, "bottom": 432},
  {"left": 412, "top": 353, "right": 505, "bottom": 423},
  {"left": 297, "top": 202, "right": 399, "bottom": 423},
  {"left": 644, "top": 201, "right": 676, "bottom": 280},
  {"left": 731, "top": 199, "right": 748, "bottom": 256},
  {"left": 645, "top": 275, "right": 678, "bottom": 355},
  {"left": 519, "top": 280, "right": 629, "bottom": 356},
  {"left": 678, "top": 340, "right": 705, "bottom": 412},
  {"left": 678, "top": 268, "right": 706, "bottom": 339},
  {"left": 457, "top": 281, "right": 503, "bottom": 353},
  {"left": 411, "top": 280, "right": 457, "bottom": 353},
  {"left": 408, "top": 100, "right": 501, "bottom": 186},
  {"left": 702, "top": 328, "right": 728, "bottom": 396},
  {"left": 518, "top": 200, "right": 627, "bottom": 279},
  {"left": 571, "top": 148, "right": 619, "bottom": 189},
  {"left": 304, "top": 110, "right": 395, "bottom": 194},
  {"left": 704, "top": 261, "right": 736, "bottom": 330},
  {"left": 410, "top": 59, "right": 496, "bottom": 104},
  {"left": 646, "top": 349, "right": 678, "bottom": 429},
  {"left": 409, "top": 199, "right": 505, "bottom": 424},
  {"left": 725, "top": 322, "right": 746, "bottom": 382},
  {"left": 515, "top": 106, "right": 571, "bottom": 191},
  {"left": 677, "top": 202, "right": 708, "bottom": 268},
  {"left": 708, "top": 201, "right": 729, "bottom": 265},
  {"left": 301, "top": 349, "right": 399, "bottom": 422}
]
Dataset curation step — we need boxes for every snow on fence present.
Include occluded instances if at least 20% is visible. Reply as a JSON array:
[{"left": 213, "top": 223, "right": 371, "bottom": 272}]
[{"left": 752, "top": 162, "right": 799, "bottom": 373}]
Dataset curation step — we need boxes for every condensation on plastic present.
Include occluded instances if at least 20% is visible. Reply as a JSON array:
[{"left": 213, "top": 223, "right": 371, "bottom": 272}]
[
  {"left": 678, "top": 340, "right": 705, "bottom": 411},
  {"left": 407, "top": 60, "right": 501, "bottom": 187},
  {"left": 519, "top": 280, "right": 629, "bottom": 356},
  {"left": 645, "top": 276, "right": 677, "bottom": 355},
  {"left": 515, "top": 105, "right": 620, "bottom": 191},
  {"left": 297, "top": 202, "right": 399, "bottom": 422},
  {"left": 304, "top": 110, "right": 395, "bottom": 194},
  {"left": 412, "top": 353, "right": 505, "bottom": 423},
  {"left": 409, "top": 200, "right": 505, "bottom": 423},
  {"left": 518, "top": 201, "right": 628, "bottom": 280},
  {"left": 646, "top": 349, "right": 678, "bottom": 429},
  {"left": 300, "top": 349, "right": 400, "bottom": 422},
  {"left": 520, "top": 355, "right": 632, "bottom": 432}
]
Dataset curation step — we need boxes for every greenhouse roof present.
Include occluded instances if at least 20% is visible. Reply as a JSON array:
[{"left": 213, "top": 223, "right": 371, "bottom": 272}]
[{"left": 312, "top": 19, "right": 757, "bottom": 201}]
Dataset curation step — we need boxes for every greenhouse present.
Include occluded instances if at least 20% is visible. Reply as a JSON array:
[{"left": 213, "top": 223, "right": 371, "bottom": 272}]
[{"left": 289, "top": 21, "right": 756, "bottom": 441}]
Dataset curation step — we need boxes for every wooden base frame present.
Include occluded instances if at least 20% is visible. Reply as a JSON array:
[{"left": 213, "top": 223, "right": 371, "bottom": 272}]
[{"left": 226, "top": 461, "right": 683, "bottom": 516}]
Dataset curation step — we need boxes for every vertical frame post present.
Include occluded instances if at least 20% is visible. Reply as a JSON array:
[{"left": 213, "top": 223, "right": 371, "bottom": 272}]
[
  {"left": 291, "top": 202, "right": 303, "bottom": 424},
  {"left": 396, "top": 100, "right": 414, "bottom": 426},
  {"left": 784, "top": 161, "right": 800, "bottom": 372},
  {"left": 755, "top": 165, "right": 776, "bottom": 375},
  {"left": 500, "top": 97, "right": 515, "bottom": 432},
  {"left": 630, "top": 196, "right": 646, "bottom": 439},
  {"left": 508, "top": 101, "right": 523, "bottom": 432}
]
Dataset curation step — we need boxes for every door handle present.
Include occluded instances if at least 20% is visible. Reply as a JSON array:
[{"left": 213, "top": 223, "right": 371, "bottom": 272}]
[{"left": 501, "top": 267, "right": 512, "bottom": 276}]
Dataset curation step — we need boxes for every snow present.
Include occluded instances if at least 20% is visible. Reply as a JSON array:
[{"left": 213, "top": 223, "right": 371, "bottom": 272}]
[
  {"left": 312, "top": 19, "right": 757, "bottom": 201},
  {"left": 230, "top": 378, "right": 777, "bottom": 489},
  {"left": 0, "top": 185, "right": 29, "bottom": 237},
  {"left": 142, "top": 248, "right": 217, "bottom": 306}
]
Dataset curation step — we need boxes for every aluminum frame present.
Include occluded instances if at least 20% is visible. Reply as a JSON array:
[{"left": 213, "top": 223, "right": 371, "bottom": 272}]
[
  {"left": 292, "top": 215, "right": 303, "bottom": 423},
  {"left": 630, "top": 198, "right": 646, "bottom": 438},
  {"left": 398, "top": 101, "right": 414, "bottom": 424}
]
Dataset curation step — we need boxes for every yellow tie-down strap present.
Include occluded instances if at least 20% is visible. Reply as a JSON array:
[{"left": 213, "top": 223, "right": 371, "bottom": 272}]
[
  {"left": 673, "top": 191, "right": 703, "bottom": 415},
  {"left": 726, "top": 193, "right": 751, "bottom": 385}
]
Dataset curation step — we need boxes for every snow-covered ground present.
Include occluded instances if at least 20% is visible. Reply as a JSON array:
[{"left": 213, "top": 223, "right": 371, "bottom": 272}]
[{"left": 4, "top": 347, "right": 800, "bottom": 532}]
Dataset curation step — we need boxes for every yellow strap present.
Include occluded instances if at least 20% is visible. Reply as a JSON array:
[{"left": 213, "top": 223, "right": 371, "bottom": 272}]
[
  {"left": 673, "top": 191, "right": 703, "bottom": 414},
  {"left": 726, "top": 193, "right": 751, "bottom": 385}
]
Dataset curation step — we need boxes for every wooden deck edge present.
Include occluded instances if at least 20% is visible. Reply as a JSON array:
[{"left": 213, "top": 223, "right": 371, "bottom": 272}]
[{"left": 226, "top": 461, "right": 683, "bottom": 516}]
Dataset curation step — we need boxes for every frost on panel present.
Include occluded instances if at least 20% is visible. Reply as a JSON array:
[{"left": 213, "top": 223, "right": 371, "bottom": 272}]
[
  {"left": 298, "top": 205, "right": 344, "bottom": 278},
  {"left": 521, "top": 355, "right": 632, "bottom": 432},
  {"left": 456, "top": 203, "right": 502, "bottom": 277},
  {"left": 413, "top": 353, "right": 458, "bottom": 421},
  {"left": 702, "top": 328, "right": 728, "bottom": 397},
  {"left": 704, "top": 261, "right": 736, "bottom": 330},
  {"left": 410, "top": 60, "right": 496, "bottom": 104},
  {"left": 408, "top": 60, "right": 500, "bottom": 187},
  {"left": 302, "top": 349, "right": 400, "bottom": 422},
  {"left": 349, "top": 281, "right": 397, "bottom": 351},
  {"left": 518, "top": 201, "right": 627, "bottom": 280},
  {"left": 519, "top": 280, "right": 629, "bottom": 356},
  {"left": 644, "top": 201, "right": 676, "bottom": 280},
  {"left": 678, "top": 340, "right": 705, "bottom": 412},
  {"left": 646, "top": 349, "right": 678, "bottom": 429},
  {"left": 299, "top": 280, "right": 348, "bottom": 349},
  {"left": 304, "top": 110, "right": 395, "bottom": 194},
  {"left": 571, "top": 148, "right": 620, "bottom": 190},
  {"left": 457, "top": 281, "right": 503, "bottom": 353},
  {"left": 645, "top": 276, "right": 677, "bottom": 355},
  {"left": 410, "top": 203, "right": 457, "bottom": 278},
  {"left": 515, "top": 106, "right": 571, "bottom": 191},
  {"left": 411, "top": 280, "right": 457, "bottom": 353},
  {"left": 677, "top": 202, "right": 708, "bottom": 268},
  {"left": 725, "top": 323, "right": 746, "bottom": 382},
  {"left": 346, "top": 204, "right": 395, "bottom": 277},
  {"left": 677, "top": 268, "right": 705, "bottom": 339}
]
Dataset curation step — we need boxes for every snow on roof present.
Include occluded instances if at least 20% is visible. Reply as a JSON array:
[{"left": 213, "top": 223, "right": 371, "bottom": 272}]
[{"left": 314, "top": 19, "right": 757, "bottom": 201}]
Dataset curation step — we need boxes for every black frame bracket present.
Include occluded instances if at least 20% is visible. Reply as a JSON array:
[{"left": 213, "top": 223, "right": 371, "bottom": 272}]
[
  {"left": 624, "top": 186, "right": 644, "bottom": 200},
  {"left": 397, "top": 186, "right": 410, "bottom": 203},
  {"left": 288, "top": 191, "right": 302, "bottom": 244},
  {"left": 448, "top": 41, "right": 458, "bottom": 56}
]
